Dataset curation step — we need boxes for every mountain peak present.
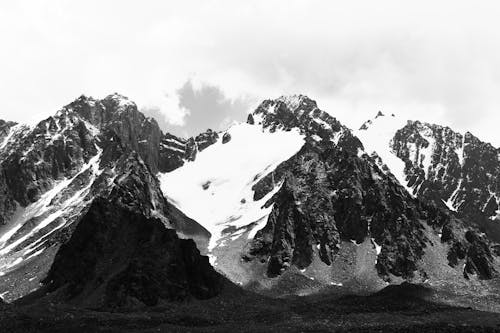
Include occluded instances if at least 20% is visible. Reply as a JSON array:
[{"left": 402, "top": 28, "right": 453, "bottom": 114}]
[
  {"left": 275, "top": 94, "right": 317, "bottom": 112},
  {"left": 253, "top": 95, "right": 330, "bottom": 130},
  {"left": 62, "top": 93, "right": 136, "bottom": 122},
  {"left": 102, "top": 93, "right": 136, "bottom": 109}
]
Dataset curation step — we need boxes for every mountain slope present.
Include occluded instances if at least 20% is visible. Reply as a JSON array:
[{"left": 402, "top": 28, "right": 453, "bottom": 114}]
[
  {"left": 35, "top": 198, "right": 224, "bottom": 309},
  {"left": 357, "top": 112, "right": 500, "bottom": 222}
]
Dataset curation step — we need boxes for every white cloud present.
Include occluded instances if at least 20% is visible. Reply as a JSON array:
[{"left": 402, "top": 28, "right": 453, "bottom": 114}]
[{"left": 0, "top": 0, "right": 499, "bottom": 145}]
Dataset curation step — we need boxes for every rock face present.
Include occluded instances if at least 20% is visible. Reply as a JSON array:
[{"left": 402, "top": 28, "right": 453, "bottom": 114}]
[
  {"left": 245, "top": 97, "right": 431, "bottom": 279},
  {"left": 0, "top": 94, "right": 211, "bottom": 302},
  {"left": 41, "top": 198, "right": 224, "bottom": 308},
  {"left": 66, "top": 94, "right": 163, "bottom": 173},
  {"left": 246, "top": 140, "right": 424, "bottom": 279},
  {"left": 0, "top": 120, "right": 17, "bottom": 143},
  {"left": 159, "top": 129, "right": 219, "bottom": 172},
  {"left": 51, "top": 93, "right": 220, "bottom": 174},
  {"left": 0, "top": 112, "right": 98, "bottom": 224},
  {"left": 246, "top": 132, "right": 496, "bottom": 280},
  {"left": 252, "top": 95, "right": 361, "bottom": 153},
  {"left": 391, "top": 121, "right": 500, "bottom": 237}
]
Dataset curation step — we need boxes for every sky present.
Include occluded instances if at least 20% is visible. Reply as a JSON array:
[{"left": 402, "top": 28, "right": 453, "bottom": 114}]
[{"left": 0, "top": 1, "right": 500, "bottom": 145}]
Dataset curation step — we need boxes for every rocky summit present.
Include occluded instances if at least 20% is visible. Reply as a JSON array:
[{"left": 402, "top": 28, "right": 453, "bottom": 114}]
[{"left": 0, "top": 93, "right": 500, "bottom": 331}]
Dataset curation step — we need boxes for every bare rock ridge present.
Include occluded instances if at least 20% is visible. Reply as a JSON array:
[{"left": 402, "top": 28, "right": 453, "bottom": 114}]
[
  {"left": 65, "top": 94, "right": 219, "bottom": 173},
  {"left": 159, "top": 129, "right": 219, "bottom": 172},
  {"left": 391, "top": 121, "right": 500, "bottom": 225}
]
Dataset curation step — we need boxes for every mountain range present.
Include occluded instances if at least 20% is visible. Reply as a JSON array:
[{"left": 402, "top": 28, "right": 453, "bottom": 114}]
[{"left": 0, "top": 93, "right": 499, "bottom": 331}]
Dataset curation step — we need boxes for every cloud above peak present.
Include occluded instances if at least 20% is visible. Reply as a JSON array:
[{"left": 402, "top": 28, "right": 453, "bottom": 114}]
[{"left": 142, "top": 80, "right": 254, "bottom": 137}]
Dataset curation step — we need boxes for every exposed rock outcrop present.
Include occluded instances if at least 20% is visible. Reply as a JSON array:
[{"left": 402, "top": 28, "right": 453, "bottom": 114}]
[{"left": 41, "top": 198, "right": 224, "bottom": 308}]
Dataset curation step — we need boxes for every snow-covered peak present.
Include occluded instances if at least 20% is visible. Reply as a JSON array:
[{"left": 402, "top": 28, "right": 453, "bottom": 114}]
[{"left": 355, "top": 111, "right": 412, "bottom": 193}]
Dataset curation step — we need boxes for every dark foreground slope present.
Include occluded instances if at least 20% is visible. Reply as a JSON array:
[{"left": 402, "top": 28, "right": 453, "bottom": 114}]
[
  {"left": 30, "top": 198, "right": 224, "bottom": 308},
  {"left": 2, "top": 283, "right": 500, "bottom": 332}
]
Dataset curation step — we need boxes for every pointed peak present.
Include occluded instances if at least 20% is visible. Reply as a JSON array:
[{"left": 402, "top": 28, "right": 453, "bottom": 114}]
[
  {"left": 66, "top": 94, "right": 97, "bottom": 107},
  {"left": 375, "top": 110, "right": 385, "bottom": 118},
  {"left": 102, "top": 93, "right": 136, "bottom": 108},
  {"left": 76, "top": 94, "right": 93, "bottom": 101},
  {"left": 254, "top": 94, "right": 318, "bottom": 118},
  {"left": 275, "top": 94, "right": 317, "bottom": 111},
  {"left": 276, "top": 94, "right": 316, "bottom": 110}
]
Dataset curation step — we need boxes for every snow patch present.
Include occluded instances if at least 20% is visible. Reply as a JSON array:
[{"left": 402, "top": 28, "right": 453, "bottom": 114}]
[
  {"left": 0, "top": 146, "right": 103, "bottom": 272},
  {"left": 0, "top": 124, "right": 22, "bottom": 150},
  {"left": 355, "top": 114, "right": 413, "bottom": 195},
  {"left": 159, "top": 122, "right": 305, "bottom": 253},
  {"left": 161, "top": 143, "right": 184, "bottom": 153},
  {"left": 455, "top": 135, "right": 465, "bottom": 166},
  {"left": 371, "top": 238, "right": 382, "bottom": 255},
  {"left": 445, "top": 179, "right": 463, "bottom": 212}
]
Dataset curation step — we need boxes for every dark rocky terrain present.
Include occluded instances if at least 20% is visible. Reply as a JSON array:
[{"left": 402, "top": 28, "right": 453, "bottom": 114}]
[
  {"left": 241, "top": 96, "right": 498, "bottom": 284},
  {"left": 2, "top": 283, "right": 500, "bottom": 332},
  {"left": 34, "top": 198, "right": 223, "bottom": 308},
  {"left": 391, "top": 121, "right": 500, "bottom": 242}
]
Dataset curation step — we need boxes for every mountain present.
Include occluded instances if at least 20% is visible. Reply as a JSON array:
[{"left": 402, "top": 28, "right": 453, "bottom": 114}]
[
  {"left": 159, "top": 95, "right": 499, "bottom": 295},
  {"left": 0, "top": 94, "right": 211, "bottom": 301},
  {"left": 357, "top": 112, "right": 500, "bottom": 241},
  {"left": 33, "top": 198, "right": 224, "bottom": 309},
  {"left": 358, "top": 112, "right": 500, "bottom": 215}
]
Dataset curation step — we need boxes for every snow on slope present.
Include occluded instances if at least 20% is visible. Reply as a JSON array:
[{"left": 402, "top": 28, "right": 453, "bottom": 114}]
[
  {"left": 0, "top": 125, "right": 18, "bottom": 151},
  {"left": 0, "top": 147, "right": 103, "bottom": 275},
  {"left": 159, "top": 122, "right": 305, "bottom": 255},
  {"left": 356, "top": 113, "right": 412, "bottom": 194}
]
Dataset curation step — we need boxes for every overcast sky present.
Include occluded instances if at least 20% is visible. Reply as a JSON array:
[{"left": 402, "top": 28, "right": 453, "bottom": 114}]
[{"left": 1, "top": 1, "right": 500, "bottom": 145}]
